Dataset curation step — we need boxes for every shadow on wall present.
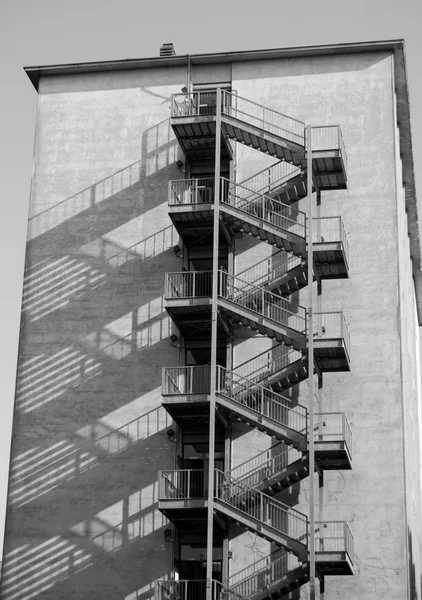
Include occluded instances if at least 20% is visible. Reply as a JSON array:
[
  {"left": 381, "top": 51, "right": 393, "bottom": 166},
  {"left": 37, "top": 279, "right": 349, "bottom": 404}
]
[
  {"left": 8, "top": 406, "right": 171, "bottom": 509},
  {"left": 22, "top": 225, "right": 176, "bottom": 323},
  {"left": 2, "top": 106, "right": 183, "bottom": 599},
  {"left": 16, "top": 308, "right": 171, "bottom": 417},
  {"left": 27, "top": 117, "right": 178, "bottom": 255},
  {"left": 1, "top": 508, "right": 171, "bottom": 600},
  {"left": 2, "top": 408, "right": 174, "bottom": 599}
]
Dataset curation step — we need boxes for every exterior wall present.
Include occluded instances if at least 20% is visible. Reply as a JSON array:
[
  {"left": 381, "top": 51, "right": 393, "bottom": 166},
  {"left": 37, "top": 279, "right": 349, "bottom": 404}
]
[
  {"left": 2, "top": 48, "right": 421, "bottom": 600},
  {"left": 231, "top": 51, "right": 411, "bottom": 599},
  {"left": 395, "top": 118, "right": 422, "bottom": 599},
  {"left": 1, "top": 68, "right": 188, "bottom": 600}
]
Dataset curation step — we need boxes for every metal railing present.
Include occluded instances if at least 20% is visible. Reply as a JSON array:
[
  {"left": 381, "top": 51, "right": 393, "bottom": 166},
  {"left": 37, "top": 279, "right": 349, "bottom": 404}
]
[
  {"left": 236, "top": 252, "right": 303, "bottom": 290},
  {"left": 313, "top": 216, "right": 349, "bottom": 268},
  {"left": 234, "top": 344, "right": 303, "bottom": 383},
  {"left": 230, "top": 412, "right": 351, "bottom": 488},
  {"left": 230, "top": 549, "right": 302, "bottom": 596},
  {"left": 315, "top": 412, "right": 352, "bottom": 455},
  {"left": 222, "top": 91, "right": 305, "bottom": 146},
  {"left": 169, "top": 178, "right": 215, "bottom": 205},
  {"left": 307, "top": 125, "right": 348, "bottom": 173},
  {"left": 221, "top": 177, "right": 306, "bottom": 239},
  {"left": 315, "top": 521, "right": 354, "bottom": 562},
  {"left": 239, "top": 161, "right": 302, "bottom": 196},
  {"left": 159, "top": 468, "right": 309, "bottom": 548},
  {"left": 219, "top": 271, "right": 307, "bottom": 335},
  {"left": 156, "top": 580, "right": 248, "bottom": 600},
  {"left": 162, "top": 366, "right": 211, "bottom": 395},
  {"left": 170, "top": 91, "right": 347, "bottom": 173},
  {"left": 165, "top": 271, "right": 213, "bottom": 299},
  {"left": 171, "top": 91, "right": 220, "bottom": 117},
  {"left": 159, "top": 469, "right": 206, "bottom": 499},
  {"left": 229, "top": 442, "right": 303, "bottom": 489},
  {"left": 216, "top": 366, "right": 308, "bottom": 437},
  {"left": 214, "top": 469, "right": 308, "bottom": 544},
  {"left": 314, "top": 311, "right": 351, "bottom": 361},
  {"left": 159, "top": 467, "right": 309, "bottom": 546}
]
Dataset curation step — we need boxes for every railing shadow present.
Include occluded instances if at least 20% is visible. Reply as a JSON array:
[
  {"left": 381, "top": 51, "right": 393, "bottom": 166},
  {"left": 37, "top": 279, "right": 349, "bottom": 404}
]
[
  {"left": 1, "top": 499, "right": 171, "bottom": 600},
  {"left": 27, "top": 117, "right": 179, "bottom": 258},
  {"left": 22, "top": 225, "right": 176, "bottom": 323},
  {"left": 8, "top": 406, "right": 171, "bottom": 509},
  {"left": 16, "top": 312, "right": 172, "bottom": 424}
]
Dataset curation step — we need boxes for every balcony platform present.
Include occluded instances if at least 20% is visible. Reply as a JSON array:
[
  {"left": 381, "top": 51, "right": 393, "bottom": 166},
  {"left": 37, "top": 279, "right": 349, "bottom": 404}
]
[
  {"left": 315, "top": 440, "right": 352, "bottom": 471},
  {"left": 303, "top": 153, "right": 347, "bottom": 191},
  {"left": 168, "top": 203, "right": 233, "bottom": 248},
  {"left": 171, "top": 115, "right": 233, "bottom": 161},
  {"left": 314, "top": 339, "right": 351, "bottom": 371},
  {"left": 314, "top": 242, "right": 349, "bottom": 279},
  {"left": 316, "top": 551, "right": 354, "bottom": 576}
]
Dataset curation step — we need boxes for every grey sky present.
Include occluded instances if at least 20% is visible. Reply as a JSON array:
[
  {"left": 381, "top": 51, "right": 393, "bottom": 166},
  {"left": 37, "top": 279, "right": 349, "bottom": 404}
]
[{"left": 0, "top": 0, "right": 421, "bottom": 556}]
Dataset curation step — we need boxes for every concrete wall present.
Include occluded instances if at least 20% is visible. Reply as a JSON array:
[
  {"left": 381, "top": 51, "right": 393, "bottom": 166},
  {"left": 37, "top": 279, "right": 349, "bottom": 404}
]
[
  {"left": 2, "top": 48, "right": 421, "bottom": 600},
  {"left": 230, "top": 51, "right": 416, "bottom": 599},
  {"left": 1, "top": 67, "right": 188, "bottom": 600}
]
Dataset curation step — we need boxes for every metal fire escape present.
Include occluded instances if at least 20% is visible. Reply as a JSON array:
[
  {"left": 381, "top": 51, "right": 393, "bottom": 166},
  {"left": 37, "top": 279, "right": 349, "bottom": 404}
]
[{"left": 156, "top": 89, "right": 354, "bottom": 599}]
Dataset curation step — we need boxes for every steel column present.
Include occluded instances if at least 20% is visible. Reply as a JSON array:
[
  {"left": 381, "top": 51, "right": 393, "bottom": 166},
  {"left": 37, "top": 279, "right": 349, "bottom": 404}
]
[
  {"left": 307, "top": 125, "right": 316, "bottom": 600},
  {"left": 206, "top": 87, "right": 222, "bottom": 599}
]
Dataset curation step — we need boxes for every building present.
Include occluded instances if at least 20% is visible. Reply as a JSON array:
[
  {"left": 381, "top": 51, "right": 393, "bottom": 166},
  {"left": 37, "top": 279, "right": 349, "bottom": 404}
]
[{"left": 1, "top": 39, "right": 421, "bottom": 600}]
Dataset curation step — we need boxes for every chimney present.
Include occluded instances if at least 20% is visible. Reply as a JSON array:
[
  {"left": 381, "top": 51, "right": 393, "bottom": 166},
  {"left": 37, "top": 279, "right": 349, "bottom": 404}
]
[{"left": 160, "top": 43, "right": 176, "bottom": 57}]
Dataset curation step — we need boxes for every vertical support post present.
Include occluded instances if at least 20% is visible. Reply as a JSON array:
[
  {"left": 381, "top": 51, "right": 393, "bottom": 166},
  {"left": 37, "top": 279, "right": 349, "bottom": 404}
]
[
  {"left": 307, "top": 125, "right": 316, "bottom": 600},
  {"left": 222, "top": 421, "right": 231, "bottom": 585},
  {"left": 206, "top": 87, "right": 222, "bottom": 600}
]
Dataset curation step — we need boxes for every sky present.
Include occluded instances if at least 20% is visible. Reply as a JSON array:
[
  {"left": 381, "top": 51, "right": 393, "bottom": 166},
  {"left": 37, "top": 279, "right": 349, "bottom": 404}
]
[{"left": 0, "top": 0, "right": 422, "bottom": 556}]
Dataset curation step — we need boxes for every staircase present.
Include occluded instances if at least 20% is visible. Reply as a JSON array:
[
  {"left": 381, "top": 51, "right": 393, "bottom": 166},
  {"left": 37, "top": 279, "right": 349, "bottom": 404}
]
[
  {"left": 239, "top": 161, "right": 308, "bottom": 206},
  {"left": 214, "top": 469, "right": 308, "bottom": 560},
  {"left": 220, "top": 178, "right": 306, "bottom": 255},
  {"left": 160, "top": 89, "right": 352, "bottom": 599},
  {"left": 229, "top": 549, "right": 308, "bottom": 600},
  {"left": 234, "top": 345, "right": 309, "bottom": 393},
  {"left": 236, "top": 252, "right": 308, "bottom": 298},
  {"left": 217, "top": 271, "right": 307, "bottom": 350},
  {"left": 229, "top": 442, "right": 308, "bottom": 495},
  {"left": 215, "top": 366, "right": 307, "bottom": 451}
]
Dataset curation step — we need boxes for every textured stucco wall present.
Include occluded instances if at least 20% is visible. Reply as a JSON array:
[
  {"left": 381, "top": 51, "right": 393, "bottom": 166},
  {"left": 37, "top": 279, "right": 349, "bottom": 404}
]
[
  {"left": 230, "top": 51, "right": 415, "bottom": 599},
  {"left": 1, "top": 48, "right": 421, "bottom": 600},
  {"left": 1, "top": 67, "right": 188, "bottom": 600}
]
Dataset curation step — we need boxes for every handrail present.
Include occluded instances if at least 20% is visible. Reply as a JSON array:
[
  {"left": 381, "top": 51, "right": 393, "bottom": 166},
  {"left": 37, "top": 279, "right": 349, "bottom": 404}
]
[
  {"left": 313, "top": 216, "right": 349, "bottom": 268},
  {"left": 229, "top": 442, "right": 303, "bottom": 488},
  {"left": 221, "top": 177, "right": 306, "bottom": 239},
  {"left": 218, "top": 271, "right": 307, "bottom": 335},
  {"left": 239, "top": 161, "right": 302, "bottom": 195},
  {"left": 234, "top": 344, "right": 303, "bottom": 383},
  {"left": 216, "top": 365, "right": 308, "bottom": 437},
  {"left": 314, "top": 311, "right": 351, "bottom": 361},
  {"left": 165, "top": 271, "right": 213, "bottom": 299},
  {"left": 230, "top": 411, "right": 352, "bottom": 486},
  {"left": 162, "top": 365, "right": 211, "bottom": 395},
  {"left": 230, "top": 549, "right": 302, "bottom": 596},
  {"left": 156, "top": 579, "right": 249, "bottom": 600},
  {"left": 236, "top": 252, "right": 303, "bottom": 289},
  {"left": 314, "top": 521, "right": 354, "bottom": 562},
  {"left": 222, "top": 91, "right": 305, "bottom": 146},
  {"left": 158, "top": 468, "right": 308, "bottom": 545},
  {"left": 215, "top": 467, "right": 308, "bottom": 544},
  {"left": 169, "top": 178, "right": 215, "bottom": 205}
]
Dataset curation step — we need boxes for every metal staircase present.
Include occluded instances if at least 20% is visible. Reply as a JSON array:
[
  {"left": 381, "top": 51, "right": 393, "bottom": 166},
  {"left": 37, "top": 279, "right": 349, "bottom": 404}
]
[
  {"left": 217, "top": 272, "right": 307, "bottom": 350},
  {"left": 239, "top": 161, "right": 308, "bottom": 206},
  {"left": 158, "top": 88, "right": 353, "bottom": 599}
]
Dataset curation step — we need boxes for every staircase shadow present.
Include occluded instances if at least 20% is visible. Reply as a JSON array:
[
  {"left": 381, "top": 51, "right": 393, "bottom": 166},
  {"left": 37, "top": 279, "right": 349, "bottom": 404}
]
[
  {"left": 27, "top": 117, "right": 180, "bottom": 259},
  {"left": 22, "top": 225, "right": 176, "bottom": 325},
  {"left": 15, "top": 312, "right": 173, "bottom": 443},
  {"left": 7, "top": 407, "right": 173, "bottom": 532}
]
